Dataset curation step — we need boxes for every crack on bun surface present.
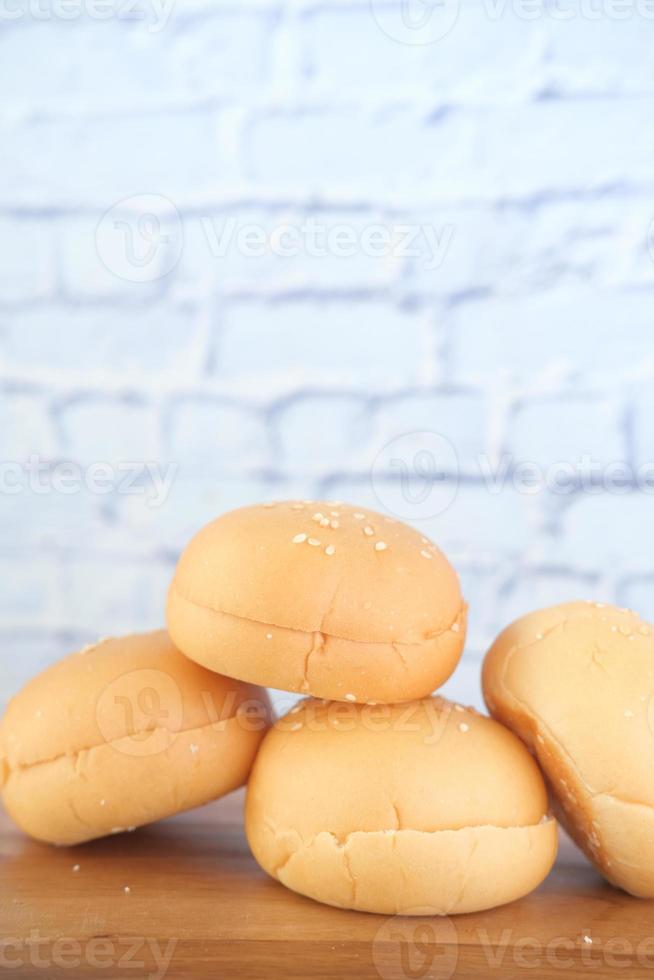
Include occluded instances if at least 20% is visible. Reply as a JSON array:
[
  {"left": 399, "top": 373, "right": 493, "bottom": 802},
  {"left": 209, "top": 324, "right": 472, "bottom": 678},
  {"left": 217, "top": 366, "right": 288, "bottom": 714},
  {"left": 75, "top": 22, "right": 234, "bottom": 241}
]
[
  {"left": 483, "top": 600, "right": 654, "bottom": 897},
  {"left": 245, "top": 697, "right": 557, "bottom": 914},
  {"left": 167, "top": 501, "right": 467, "bottom": 703}
]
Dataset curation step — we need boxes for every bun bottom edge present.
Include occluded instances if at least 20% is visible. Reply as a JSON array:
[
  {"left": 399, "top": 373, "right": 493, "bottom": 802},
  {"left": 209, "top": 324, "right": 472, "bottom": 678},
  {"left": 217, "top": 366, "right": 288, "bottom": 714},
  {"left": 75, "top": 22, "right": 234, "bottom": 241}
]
[
  {"left": 168, "top": 587, "right": 465, "bottom": 704},
  {"left": 248, "top": 818, "right": 558, "bottom": 915}
]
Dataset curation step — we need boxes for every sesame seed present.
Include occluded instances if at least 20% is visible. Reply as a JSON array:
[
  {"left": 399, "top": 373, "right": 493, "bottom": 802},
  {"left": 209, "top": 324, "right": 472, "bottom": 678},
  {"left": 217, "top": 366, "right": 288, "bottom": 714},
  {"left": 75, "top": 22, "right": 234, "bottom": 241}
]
[
  {"left": 100, "top": 799, "right": 107, "bottom": 807},
  {"left": 451, "top": 623, "right": 460, "bottom": 633},
  {"left": 420, "top": 550, "right": 433, "bottom": 560},
  {"left": 266, "top": 632, "right": 273, "bottom": 640},
  {"left": 353, "top": 513, "right": 365, "bottom": 520},
  {"left": 330, "top": 520, "right": 339, "bottom": 529},
  {"left": 363, "top": 526, "right": 374, "bottom": 536},
  {"left": 312, "top": 512, "right": 324, "bottom": 522},
  {"left": 325, "top": 545, "right": 336, "bottom": 556},
  {"left": 374, "top": 541, "right": 388, "bottom": 551},
  {"left": 308, "top": 538, "right": 321, "bottom": 547},
  {"left": 454, "top": 704, "right": 464, "bottom": 713},
  {"left": 345, "top": 693, "right": 356, "bottom": 702},
  {"left": 320, "top": 518, "right": 330, "bottom": 527},
  {"left": 583, "top": 936, "right": 592, "bottom": 945},
  {"left": 124, "top": 886, "right": 131, "bottom": 895},
  {"left": 535, "top": 633, "right": 543, "bottom": 640},
  {"left": 458, "top": 723, "right": 469, "bottom": 733},
  {"left": 190, "top": 743, "right": 199, "bottom": 754},
  {"left": 292, "top": 533, "right": 307, "bottom": 544},
  {"left": 72, "top": 864, "right": 80, "bottom": 873}
]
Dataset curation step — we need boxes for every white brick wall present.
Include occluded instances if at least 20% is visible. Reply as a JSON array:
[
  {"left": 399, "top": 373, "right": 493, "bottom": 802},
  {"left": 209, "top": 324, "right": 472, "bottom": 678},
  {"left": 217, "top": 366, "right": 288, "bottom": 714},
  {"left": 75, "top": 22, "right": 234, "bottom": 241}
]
[{"left": 2, "top": 1, "right": 654, "bottom": 713}]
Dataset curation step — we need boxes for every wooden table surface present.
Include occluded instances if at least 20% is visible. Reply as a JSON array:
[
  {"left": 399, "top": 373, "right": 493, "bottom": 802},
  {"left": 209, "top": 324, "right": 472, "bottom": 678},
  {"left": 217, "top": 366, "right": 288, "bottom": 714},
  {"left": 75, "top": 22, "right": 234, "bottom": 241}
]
[{"left": 2, "top": 790, "right": 654, "bottom": 979}]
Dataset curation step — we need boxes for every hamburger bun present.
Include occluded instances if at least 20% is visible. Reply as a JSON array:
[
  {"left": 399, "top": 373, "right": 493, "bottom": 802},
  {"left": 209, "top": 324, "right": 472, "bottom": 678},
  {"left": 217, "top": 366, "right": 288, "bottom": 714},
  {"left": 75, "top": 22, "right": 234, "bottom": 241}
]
[
  {"left": 0, "top": 631, "right": 270, "bottom": 845},
  {"left": 167, "top": 501, "right": 466, "bottom": 703},
  {"left": 483, "top": 600, "right": 654, "bottom": 897},
  {"left": 245, "top": 697, "right": 556, "bottom": 914}
]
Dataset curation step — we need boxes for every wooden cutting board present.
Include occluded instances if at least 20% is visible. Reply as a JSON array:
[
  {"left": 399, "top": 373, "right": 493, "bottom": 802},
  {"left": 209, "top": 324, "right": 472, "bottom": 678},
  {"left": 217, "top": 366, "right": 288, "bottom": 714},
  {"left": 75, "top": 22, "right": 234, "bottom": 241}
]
[{"left": 2, "top": 790, "right": 654, "bottom": 979}]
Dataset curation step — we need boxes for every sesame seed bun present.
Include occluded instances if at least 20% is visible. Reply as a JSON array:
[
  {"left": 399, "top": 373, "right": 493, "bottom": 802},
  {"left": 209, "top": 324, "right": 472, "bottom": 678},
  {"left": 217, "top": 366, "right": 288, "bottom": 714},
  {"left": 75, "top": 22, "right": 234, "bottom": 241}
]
[
  {"left": 482, "top": 600, "right": 654, "bottom": 897},
  {"left": 0, "top": 631, "right": 270, "bottom": 846},
  {"left": 166, "top": 501, "right": 467, "bottom": 703},
  {"left": 245, "top": 697, "right": 556, "bottom": 914}
]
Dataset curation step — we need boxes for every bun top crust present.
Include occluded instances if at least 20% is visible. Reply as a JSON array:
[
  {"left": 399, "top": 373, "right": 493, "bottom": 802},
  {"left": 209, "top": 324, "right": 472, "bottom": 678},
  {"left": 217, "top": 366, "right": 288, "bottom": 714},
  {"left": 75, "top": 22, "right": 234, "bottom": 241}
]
[
  {"left": 482, "top": 600, "right": 654, "bottom": 808},
  {"left": 169, "top": 501, "right": 463, "bottom": 644},
  {"left": 248, "top": 697, "right": 548, "bottom": 840},
  {"left": 0, "top": 630, "right": 266, "bottom": 772}
]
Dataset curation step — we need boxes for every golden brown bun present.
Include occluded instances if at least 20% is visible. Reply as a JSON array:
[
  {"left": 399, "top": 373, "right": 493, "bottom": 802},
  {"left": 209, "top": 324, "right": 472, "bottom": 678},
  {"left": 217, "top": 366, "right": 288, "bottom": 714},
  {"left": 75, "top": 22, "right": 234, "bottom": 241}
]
[
  {"left": 0, "top": 631, "right": 270, "bottom": 845},
  {"left": 245, "top": 697, "right": 556, "bottom": 914},
  {"left": 167, "top": 501, "right": 466, "bottom": 703},
  {"left": 483, "top": 600, "right": 654, "bottom": 898}
]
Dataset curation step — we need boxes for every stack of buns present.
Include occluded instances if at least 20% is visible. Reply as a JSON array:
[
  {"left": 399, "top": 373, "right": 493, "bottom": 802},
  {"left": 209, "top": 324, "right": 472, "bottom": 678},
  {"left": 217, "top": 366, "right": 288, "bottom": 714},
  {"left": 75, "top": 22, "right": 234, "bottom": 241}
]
[{"left": 1, "top": 499, "right": 651, "bottom": 914}]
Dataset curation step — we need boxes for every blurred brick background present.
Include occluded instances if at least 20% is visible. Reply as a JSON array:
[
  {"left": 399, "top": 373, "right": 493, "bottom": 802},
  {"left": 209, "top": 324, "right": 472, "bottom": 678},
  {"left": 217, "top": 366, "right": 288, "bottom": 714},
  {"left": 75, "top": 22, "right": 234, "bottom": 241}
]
[{"left": 2, "top": 0, "right": 654, "bottom": 710}]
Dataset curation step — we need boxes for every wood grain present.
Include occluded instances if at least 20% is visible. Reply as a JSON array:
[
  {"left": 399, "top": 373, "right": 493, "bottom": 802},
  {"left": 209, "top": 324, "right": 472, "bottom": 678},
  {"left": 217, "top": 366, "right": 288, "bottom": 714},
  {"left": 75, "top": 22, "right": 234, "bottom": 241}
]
[{"left": 2, "top": 790, "right": 654, "bottom": 979}]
